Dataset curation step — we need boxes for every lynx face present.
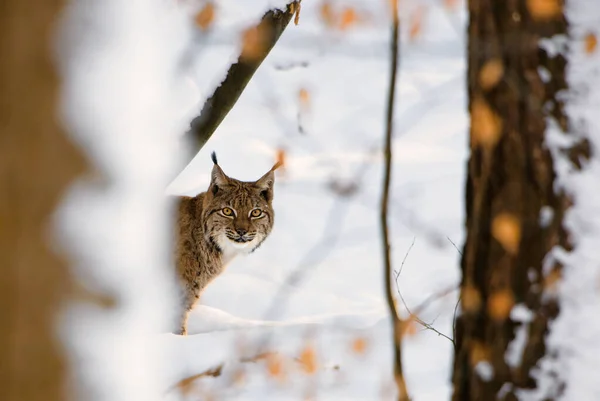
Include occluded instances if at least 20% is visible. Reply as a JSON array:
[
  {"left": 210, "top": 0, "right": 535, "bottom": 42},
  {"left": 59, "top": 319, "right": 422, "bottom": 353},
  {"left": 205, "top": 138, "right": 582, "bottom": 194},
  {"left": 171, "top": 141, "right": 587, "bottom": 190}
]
[{"left": 201, "top": 154, "right": 277, "bottom": 260}]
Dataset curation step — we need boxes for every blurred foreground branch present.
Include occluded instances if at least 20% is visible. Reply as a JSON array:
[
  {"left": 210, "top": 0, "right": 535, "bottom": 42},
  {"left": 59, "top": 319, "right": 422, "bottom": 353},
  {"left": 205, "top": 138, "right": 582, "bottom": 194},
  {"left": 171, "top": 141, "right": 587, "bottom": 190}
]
[
  {"left": 380, "top": 1, "right": 409, "bottom": 400},
  {"left": 187, "top": 1, "right": 300, "bottom": 157}
]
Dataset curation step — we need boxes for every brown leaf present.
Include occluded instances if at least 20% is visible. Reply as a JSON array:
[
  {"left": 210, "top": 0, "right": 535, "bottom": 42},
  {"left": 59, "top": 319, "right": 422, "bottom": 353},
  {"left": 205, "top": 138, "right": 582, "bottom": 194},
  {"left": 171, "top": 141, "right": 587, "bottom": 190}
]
[
  {"left": 492, "top": 213, "right": 521, "bottom": 255},
  {"left": 471, "top": 97, "right": 502, "bottom": 149},
  {"left": 195, "top": 2, "right": 215, "bottom": 31},
  {"left": 299, "top": 87, "right": 310, "bottom": 110},
  {"left": 527, "top": 0, "right": 562, "bottom": 20},
  {"left": 409, "top": 7, "right": 426, "bottom": 41},
  {"left": 320, "top": 1, "right": 336, "bottom": 27},
  {"left": 388, "top": 0, "right": 399, "bottom": 16},
  {"left": 469, "top": 341, "right": 490, "bottom": 366},
  {"left": 487, "top": 289, "right": 515, "bottom": 321},
  {"left": 230, "top": 367, "right": 246, "bottom": 387},
  {"left": 339, "top": 7, "right": 358, "bottom": 30},
  {"left": 175, "top": 365, "right": 222, "bottom": 396},
  {"left": 240, "top": 25, "right": 268, "bottom": 62},
  {"left": 293, "top": 1, "right": 302, "bottom": 26},
  {"left": 266, "top": 353, "right": 285, "bottom": 380},
  {"left": 443, "top": 0, "right": 459, "bottom": 10},
  {"left": 462, "top": 284, "right": 482, "bottom": 313},
  {"left": 585, "top": 32, "right": 598, "bottom": 54},
  {"left": 402, "top": 317, "right": 418, "bottom": 338},
  {"left": 298, "top": 345, "right": 318, "bottom": 375},
  {"left": 543, "top": 268, "right": 562, "bottom": 292},
  {"left": 351, "top": 336, "right": 368, "bottom": 355},
  {"left": 479, "top": 59, "right": 504, "bottom": 90}
]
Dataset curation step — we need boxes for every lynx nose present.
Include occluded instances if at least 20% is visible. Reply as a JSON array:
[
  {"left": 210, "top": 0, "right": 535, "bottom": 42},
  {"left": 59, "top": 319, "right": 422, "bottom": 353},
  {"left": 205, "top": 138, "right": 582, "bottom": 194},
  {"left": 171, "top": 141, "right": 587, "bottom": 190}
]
[{"left": 236, "top": 228, "right": 247, "bottom": 237}]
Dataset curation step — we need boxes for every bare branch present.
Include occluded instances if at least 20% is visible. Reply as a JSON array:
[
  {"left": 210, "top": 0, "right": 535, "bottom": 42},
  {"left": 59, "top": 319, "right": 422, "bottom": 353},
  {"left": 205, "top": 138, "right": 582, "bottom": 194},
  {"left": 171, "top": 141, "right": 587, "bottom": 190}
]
[
  {"left": 167, "top": 350, "right": 338, "bottom": 396},
  {"left": 381, "top": 1, "right": 409, "bottom": 400},
  {"left": 186, "top": 1, "right": 300, "bottom": 158}
]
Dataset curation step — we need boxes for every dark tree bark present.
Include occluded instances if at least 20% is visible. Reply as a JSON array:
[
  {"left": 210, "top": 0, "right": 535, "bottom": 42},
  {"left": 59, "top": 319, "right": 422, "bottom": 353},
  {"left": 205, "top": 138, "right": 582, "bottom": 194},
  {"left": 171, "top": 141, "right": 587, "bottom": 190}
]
[
  {"left": 452, "top": 1, "right": 588, "bottom": 400},
  {"left": 0, "top": 1, "right": 87, "bottom": 401}
]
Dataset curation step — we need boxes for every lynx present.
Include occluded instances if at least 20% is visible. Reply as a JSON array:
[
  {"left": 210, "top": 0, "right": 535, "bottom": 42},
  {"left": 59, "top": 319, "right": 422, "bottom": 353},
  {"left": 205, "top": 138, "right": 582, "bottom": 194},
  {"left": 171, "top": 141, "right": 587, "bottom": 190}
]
[{"left": 174, "top": 152, "right": 279, "bottom": 335}]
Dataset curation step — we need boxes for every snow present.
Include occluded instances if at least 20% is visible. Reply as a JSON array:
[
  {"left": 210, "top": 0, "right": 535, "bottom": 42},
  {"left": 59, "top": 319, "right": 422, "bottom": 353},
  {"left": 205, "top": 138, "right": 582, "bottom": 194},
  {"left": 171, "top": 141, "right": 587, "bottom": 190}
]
[
  {"left": 165, "top": 0, "right": 466, "bottom": 399},
  {"left": 505, "top": 304, "right": 534, "bottom": 369},
  {"left": 58, "top": 0, "right": 468, "bottom": 400},
  {"left": 529, "top": 3, "right": 600, "bottom": 400}
]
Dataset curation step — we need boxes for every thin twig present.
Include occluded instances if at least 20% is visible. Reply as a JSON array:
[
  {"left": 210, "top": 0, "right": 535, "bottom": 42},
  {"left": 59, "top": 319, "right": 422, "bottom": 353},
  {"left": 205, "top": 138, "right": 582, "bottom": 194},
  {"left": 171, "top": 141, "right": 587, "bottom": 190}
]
[
  {"left": 395, "top": 237, "right": 416, "bottom": 280},
  {"left": 381, "top": 1, "right": 409, "bottom": 400},
  {"left": 411, "top": 285, "right": 458, "bottom": 316},
  {"left": 394, "top": 242, "right": 457, "bottom": 345},
  {"left": 446, "top": 236, "right": 463, "bottom": 347},
  {"left": 452, "top": 293, "right": 461, "bottom": 348},
  {"left": 446, "top": 236, "right": 463, "bottom": 256},
  {"left": 395, "top": 282, "right": 456, "bottom": 344}
]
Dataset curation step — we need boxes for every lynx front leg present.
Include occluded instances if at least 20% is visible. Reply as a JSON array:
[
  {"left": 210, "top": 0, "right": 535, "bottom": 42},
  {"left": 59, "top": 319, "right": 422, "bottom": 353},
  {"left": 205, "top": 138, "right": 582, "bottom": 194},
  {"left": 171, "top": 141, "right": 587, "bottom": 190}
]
[
  {"left": 178, "top": 310, "right": 189, "bottom": 336},
  {"left": 177, "top": 290, "right": 200, "bottom": 336}
]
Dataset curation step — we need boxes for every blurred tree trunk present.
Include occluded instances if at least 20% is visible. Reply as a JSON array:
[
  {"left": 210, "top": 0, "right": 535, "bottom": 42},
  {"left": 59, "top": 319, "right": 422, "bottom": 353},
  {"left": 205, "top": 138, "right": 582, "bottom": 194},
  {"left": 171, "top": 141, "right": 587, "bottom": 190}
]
[
  {"left": 452, "top": 1, "right": 588, "bottom": 400},
  {"left": 0, "top": 1, "right": 86, "bottom": 401}
]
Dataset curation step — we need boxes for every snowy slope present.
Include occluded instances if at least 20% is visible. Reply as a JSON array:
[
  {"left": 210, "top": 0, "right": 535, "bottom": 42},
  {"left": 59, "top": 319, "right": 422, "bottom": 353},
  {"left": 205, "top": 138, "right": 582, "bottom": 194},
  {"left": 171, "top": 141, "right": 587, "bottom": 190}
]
[{"left": 165, "top": 0, "right": 468, "bottom": 399}]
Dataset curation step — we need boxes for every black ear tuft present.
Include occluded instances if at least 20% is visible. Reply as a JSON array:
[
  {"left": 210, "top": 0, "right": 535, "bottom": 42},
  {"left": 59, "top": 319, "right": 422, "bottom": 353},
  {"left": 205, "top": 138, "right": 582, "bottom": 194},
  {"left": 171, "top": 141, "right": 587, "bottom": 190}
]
[{"left": 211, "top": 151, "right": 218, "bottom": 165}]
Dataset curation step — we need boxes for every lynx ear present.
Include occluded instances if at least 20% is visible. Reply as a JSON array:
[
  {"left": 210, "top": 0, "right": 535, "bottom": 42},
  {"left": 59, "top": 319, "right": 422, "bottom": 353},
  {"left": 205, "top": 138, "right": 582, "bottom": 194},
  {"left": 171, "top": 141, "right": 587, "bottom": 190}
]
[
  {"left": 254, "top": 161, "right": 282, "bottom": 202},
  {"left": 209, "top": 152, "right": 230, "bottom": 195}
]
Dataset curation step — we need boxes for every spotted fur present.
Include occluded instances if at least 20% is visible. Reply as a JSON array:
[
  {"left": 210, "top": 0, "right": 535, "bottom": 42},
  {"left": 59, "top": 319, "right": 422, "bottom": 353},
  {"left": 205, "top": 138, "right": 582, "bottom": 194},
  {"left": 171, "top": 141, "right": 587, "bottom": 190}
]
[{"left": 174, "top": 153, "right": 279, "bottom": 335}]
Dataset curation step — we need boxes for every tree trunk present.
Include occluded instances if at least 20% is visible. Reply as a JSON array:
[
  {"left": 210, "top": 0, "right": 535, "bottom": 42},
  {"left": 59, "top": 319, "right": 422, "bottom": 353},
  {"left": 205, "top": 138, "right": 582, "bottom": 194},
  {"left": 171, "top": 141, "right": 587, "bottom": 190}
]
[
  {"left": 0, "top": 1, "right": 87, "bottom": 401},
  {"left": 452, "top": 1, "right": 587, "bottom": 399}
]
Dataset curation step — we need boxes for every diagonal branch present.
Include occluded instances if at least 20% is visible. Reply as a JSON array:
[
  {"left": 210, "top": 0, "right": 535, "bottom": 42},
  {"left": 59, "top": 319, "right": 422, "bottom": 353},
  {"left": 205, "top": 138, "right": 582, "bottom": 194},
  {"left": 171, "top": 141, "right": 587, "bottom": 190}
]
[
  {"left": 380, "top": 1, "right": 409, "bottom": 400},
  {"left": 187, "top": 1, "right": 300, "bottom": 156}
]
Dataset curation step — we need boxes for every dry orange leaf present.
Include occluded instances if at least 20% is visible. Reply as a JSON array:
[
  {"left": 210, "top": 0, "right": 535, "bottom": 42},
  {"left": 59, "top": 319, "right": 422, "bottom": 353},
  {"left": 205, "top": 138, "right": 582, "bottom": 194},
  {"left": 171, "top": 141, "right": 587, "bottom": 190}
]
[
  {"left": 195, "top": 2, "right": 215, "bottom": 30},
  {"left": 471, "top": 97, "right": 502, "bottom": 149},
  {"left": 388, "top": 0, "right": 399, "bottom": 16},
  {"left": 351, "top": 337, "right": 368, "bottom": 355},
  {"left": 543, "top": 268, "right": 562, "bottom": 292},
  {"left": 230, "top": 367, "right": 246, "bottom": 387},
  {"left": 298, "top": 346, "right": 318, "bottom": 375},
  {"left": 487, "top": 289, "right": 515, "bottom": 321},
  {"left": 469, "top": 341, "right": 490, "bottom": 366},
  {"left": 443, "top": 0, "right": 460, "bottom": 10},
  {"left": 462, "top": 284, "right": 482, "bottom": 313},
  {"left": 320, "top": 1, "right": 336, "bottom": 27},
  {"left": 293, "top": 1, "right": 302, "bottom": 26},
  {"left": 266, "top": 353, "right": 285, "bottom": 379},
  {"left": 402, "top": 317, "right": 418, "bottom": 338},
  {"left": 240, "top": 25, "right": 267, "bottom": 62},
  {"left": 409, "top": 7, "right": 426, "bottom": 41},
  {"left": 585, "top": 33, "right": 598, "bottom": 54},
  {"left": 339, "top": 7, "right": 358, "bottom": 30},
  {"left": 492, "top": 213, "right": 521, "bottom": 255},
  {"left": 527, "top": 0, "right": 562, "bottom": 20},
  {"left": 299, "top": 87, "right": 310, "bottom": 109},
  {"left": 479, "top": 59, "right": 504, "bottom": 90}
]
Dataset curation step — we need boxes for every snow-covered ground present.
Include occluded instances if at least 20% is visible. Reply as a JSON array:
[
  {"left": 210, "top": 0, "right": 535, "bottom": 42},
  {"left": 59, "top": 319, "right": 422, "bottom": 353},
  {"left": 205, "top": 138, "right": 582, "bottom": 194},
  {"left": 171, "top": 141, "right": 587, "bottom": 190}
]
[{"left": 164, "top": 0, "right": 468, "bottom": 399}]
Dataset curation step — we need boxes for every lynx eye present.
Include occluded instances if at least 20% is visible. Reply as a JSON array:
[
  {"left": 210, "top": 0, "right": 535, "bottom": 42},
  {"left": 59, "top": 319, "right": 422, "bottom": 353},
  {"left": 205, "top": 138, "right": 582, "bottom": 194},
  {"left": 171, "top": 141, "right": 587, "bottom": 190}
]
[
  {"left": 250, "top": 209, "right": 263, "bottom": 218},
  {"left": 221, "top": 207, "right": 234, "bottom": 217}
]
